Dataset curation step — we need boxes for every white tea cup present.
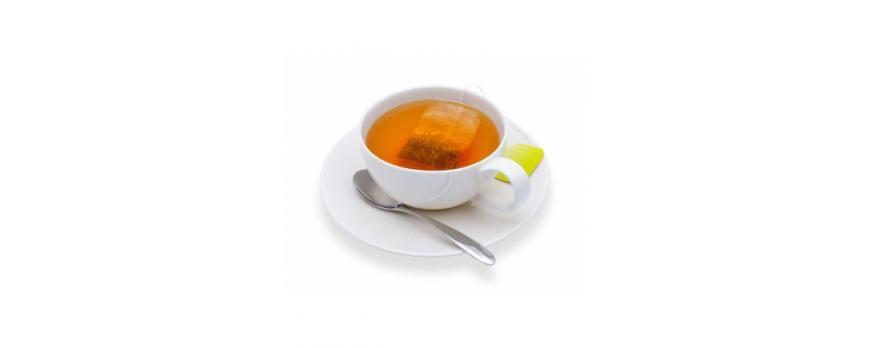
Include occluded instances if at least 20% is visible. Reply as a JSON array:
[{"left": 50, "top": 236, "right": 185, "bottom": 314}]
[{"left": 359, "top": 86, "right": 530, "bottom": 210}]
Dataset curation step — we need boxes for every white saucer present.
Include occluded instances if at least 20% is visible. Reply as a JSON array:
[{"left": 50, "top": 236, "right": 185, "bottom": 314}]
[{"left": 320, "top": 122, "right": 550, "bottom": 257}]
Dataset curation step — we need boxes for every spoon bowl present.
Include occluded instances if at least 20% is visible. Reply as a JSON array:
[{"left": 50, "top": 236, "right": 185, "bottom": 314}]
[{"left": 352, "top": 171, "right": 403, "bottom": 210}]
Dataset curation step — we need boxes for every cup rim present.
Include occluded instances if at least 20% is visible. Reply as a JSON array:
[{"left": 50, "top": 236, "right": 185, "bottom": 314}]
[{"left": 358, "top": 86, "right": 508, "bottom": 174}]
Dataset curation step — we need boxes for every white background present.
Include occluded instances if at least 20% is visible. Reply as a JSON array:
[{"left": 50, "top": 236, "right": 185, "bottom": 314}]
[{"left": 1, "top": 0, "right": 869, "bottom": 347}]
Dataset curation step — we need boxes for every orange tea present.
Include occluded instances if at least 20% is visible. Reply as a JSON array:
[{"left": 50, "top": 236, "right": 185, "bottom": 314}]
[{"left": 366, "top": 99, "right": 500, "bottom": 170}]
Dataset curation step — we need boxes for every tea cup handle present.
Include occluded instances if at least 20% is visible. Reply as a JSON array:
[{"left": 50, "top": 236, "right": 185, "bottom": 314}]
[{"left": 477, "top": 157, "right": 530, "bottom": 211}]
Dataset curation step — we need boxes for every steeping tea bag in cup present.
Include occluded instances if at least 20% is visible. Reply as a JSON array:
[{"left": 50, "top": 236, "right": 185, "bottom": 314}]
[{"left": 398, "top": 101, "right": 482, "bottom": 170}]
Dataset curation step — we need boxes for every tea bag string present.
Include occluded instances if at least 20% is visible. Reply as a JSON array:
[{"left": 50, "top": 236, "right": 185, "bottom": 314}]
[{"left": 460, "top": 83, "right": 486, "bottom": 104}]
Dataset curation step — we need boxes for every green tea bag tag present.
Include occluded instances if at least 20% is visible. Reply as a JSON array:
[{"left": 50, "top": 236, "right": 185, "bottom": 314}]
[{"left": 495, "top": 144, "right": 544, "bottom": 183}]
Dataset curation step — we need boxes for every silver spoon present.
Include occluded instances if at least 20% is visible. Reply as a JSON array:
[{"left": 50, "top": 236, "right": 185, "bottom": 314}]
[{"left": 353, "top": 170, "right": 496, "bottom": 265}]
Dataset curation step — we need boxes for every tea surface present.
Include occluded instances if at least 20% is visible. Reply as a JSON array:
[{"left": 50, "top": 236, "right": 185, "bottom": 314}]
[{"left": 366, "top": 99, "right": 500, "bottom": 170}]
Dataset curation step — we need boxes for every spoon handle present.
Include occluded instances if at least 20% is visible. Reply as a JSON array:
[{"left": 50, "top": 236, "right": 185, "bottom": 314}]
[{"left": 397, "top": 207, "right": 496, "bottom": 265}]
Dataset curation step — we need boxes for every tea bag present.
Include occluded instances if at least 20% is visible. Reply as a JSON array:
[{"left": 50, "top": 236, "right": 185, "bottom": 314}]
[{"left": 398, "top": 101, "right": 481, "bottom": 169}]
